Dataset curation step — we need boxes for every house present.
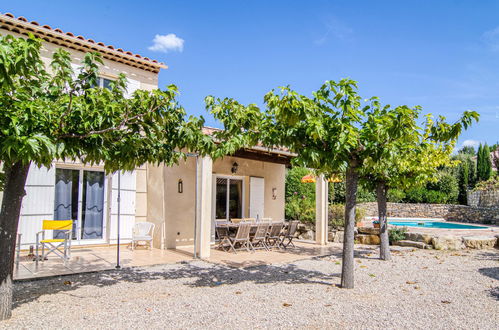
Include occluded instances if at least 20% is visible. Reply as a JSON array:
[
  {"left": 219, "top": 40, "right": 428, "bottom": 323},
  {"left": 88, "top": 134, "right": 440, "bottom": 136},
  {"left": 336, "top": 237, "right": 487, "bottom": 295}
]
[{"left": 0, "top": 13, "right": 312, "bottom": 259}]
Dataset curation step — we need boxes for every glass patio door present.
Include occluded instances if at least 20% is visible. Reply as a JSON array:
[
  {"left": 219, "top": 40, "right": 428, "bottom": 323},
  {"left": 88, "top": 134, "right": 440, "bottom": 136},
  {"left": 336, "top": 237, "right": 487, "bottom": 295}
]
[
  {"left": 215, "top": 177, "right": 243, "bottom": 220},
  {"left": 54, "top": 168, "right": 106, "bottom": 241}
]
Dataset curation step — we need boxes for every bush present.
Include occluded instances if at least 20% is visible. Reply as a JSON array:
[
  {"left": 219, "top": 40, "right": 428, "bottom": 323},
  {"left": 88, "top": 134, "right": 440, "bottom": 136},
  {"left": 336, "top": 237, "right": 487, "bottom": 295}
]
[
  {"left": 427, "top": 172, "right": 459, "bottom": 203},
  {"left": 331, "top": 181, "right": 375, "bottom": 203},
  {"left": 404, "top": 187, "right": 425, "bottom": 203},
  {"left": 328, "top": 204, "right": 366, "bottom": 229},
  {"left": 285, "top": 194, "right": 315, "bottom": 224},
  {"left": 388, "top": 227, "right": 407, "bottom": 244},
  {"left": 388, "top": 189, "right": 406, "bottom": 202},
  {"left": 423, "top": 190, "right": 449, "bottom": 204},
  {"left": 285, "top": 167, "right": 315, "bottom": 201},
  {"left": 473, "top": 176, "right": 499, "bottom": 191}
]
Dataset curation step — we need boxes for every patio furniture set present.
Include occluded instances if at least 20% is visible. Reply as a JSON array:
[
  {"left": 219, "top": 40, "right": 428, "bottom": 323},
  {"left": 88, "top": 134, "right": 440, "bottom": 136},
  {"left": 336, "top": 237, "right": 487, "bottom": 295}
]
[
  {"left": 16, "top": 220, "right": 155, "bottom": 268},
  {"left": 215, "top": 219, "right": 300, "bottom": 253}
]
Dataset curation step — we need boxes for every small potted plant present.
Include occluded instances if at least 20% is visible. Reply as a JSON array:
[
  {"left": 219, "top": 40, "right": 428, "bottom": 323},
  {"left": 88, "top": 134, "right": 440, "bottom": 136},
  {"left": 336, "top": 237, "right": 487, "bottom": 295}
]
[{"left": 372, "top": 220, "right": 380, "bottom": 228}]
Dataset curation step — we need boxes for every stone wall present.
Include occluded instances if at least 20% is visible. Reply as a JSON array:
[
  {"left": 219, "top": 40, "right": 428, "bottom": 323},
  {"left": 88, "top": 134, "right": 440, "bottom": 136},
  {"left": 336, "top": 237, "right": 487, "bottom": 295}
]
[
  {"left": 357, "top": 202, "right": 499, "bottom": 225},
  {"left": 467, "top": 190, "right": 499, "bottom": 207}
]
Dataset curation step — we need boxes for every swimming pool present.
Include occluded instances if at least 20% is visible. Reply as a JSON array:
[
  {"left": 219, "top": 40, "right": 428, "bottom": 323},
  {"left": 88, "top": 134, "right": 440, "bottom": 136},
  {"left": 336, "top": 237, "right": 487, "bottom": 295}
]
[{"left": 388, "top": 220, "right": 487, "bottom": 230}]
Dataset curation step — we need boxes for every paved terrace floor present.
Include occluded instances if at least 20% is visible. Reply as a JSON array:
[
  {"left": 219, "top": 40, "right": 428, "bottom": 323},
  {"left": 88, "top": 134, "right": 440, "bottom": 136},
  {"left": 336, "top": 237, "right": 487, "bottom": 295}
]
[{"left": 14, "top": 241, "right": 342, "bottom": 281}]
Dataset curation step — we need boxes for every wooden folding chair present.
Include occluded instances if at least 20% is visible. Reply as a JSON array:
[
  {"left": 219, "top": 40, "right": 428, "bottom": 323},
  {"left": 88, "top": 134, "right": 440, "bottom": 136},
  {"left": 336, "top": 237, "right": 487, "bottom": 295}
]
[
  {"left": 215, "top": 224, "right": 231, "bottom": 251},
  {"left": 280, "top": 220, "right": 300, "bottom": 249},
  {"left": 251, "top": 222, "right": 270, "bottom": 251},
  {"left": 226, "top": 223, "right": 252, "bottom": 253},
  {"left": 36, "top": 220, "right": 73, "bottom": 266},
  {"left": 266, "top": 222, "right": 284, "bottom": 250}
]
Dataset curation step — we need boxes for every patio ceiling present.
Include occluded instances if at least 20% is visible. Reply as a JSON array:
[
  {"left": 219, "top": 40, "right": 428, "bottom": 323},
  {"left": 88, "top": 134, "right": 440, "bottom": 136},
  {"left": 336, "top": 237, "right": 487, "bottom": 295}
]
[{"left": 231, "top": 148, "right": 294, "bottom": 166}]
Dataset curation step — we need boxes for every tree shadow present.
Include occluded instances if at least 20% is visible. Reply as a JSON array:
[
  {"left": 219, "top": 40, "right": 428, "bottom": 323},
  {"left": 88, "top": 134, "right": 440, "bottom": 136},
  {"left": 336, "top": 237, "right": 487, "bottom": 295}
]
[
  {"left": 12, "top": 258, "right": 340, "bottom": 309},
  {"left": 474, "top": 251, "right": 499, "bottom": 261},
  {"left": 478, "top": 267, "right": 499, "bottom": 301}
]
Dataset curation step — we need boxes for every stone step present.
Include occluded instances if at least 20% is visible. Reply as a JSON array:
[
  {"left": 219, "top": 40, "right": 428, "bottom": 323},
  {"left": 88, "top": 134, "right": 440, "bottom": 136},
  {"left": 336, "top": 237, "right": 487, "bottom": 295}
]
[
  {"left": 357, "top": 227, "right": 380, "bottom": 235},
  {"left": 462, "top": 236, "right": 497, "bottom": 249},
  {"left": 394, "top": 240, "right": 429, "bottom": 249}
]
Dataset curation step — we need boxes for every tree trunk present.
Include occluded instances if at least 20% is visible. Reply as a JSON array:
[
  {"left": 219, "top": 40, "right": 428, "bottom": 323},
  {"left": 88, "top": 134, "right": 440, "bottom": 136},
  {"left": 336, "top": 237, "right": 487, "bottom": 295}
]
[
  {"left": 341, "top": 163, "right": 359, "bottom": 289},
  {"left": 0, "top": 161, "right": 31, "bottom": 320},
  {"left": 376, "top": 181, "right": 391, "bottom": 261}
]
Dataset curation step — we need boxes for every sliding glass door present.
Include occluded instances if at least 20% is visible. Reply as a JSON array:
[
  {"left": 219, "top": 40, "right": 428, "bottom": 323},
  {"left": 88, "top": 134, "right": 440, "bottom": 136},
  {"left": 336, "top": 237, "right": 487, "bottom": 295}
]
[
  {"left": 215, "top": 177, "right": 243, "bottom": 221},
  {"left": 54, "top": 168, "right": 106, "bottom": 241}
]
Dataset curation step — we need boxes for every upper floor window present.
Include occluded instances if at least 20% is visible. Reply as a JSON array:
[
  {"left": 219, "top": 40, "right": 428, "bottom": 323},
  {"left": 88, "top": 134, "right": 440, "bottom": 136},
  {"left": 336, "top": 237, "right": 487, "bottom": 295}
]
[
  {"left": 97, "top": 77, "right": 113, "bottom": 90},
  {"left": 90, "top": 77, "right": 113, "bottom": 90}
]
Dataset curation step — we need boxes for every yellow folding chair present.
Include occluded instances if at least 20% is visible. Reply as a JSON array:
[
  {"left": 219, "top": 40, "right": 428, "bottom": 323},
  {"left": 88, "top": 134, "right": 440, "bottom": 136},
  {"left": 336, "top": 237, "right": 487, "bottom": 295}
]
[{"left": 36, "top": 220, "right": 73, "bottom": 266}]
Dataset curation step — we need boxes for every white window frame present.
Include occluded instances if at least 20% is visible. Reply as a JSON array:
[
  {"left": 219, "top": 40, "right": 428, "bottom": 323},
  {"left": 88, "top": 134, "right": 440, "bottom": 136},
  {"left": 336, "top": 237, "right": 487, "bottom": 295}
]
[
  {"left": 54, "top": 166, "right": 109, "bottom": 246},
  {"left": 212, "top": 174, "right": 246, "bottom": 221}
]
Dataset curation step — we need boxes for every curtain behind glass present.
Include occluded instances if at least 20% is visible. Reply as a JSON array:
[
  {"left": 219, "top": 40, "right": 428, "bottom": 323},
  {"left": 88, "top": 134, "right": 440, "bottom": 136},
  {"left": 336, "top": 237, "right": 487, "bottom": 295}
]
[
  {"left": 54, "top": 169, "right": 78, "bottom": 239},
  {"left": 81, "top": 171, "right": 105, "bottom": 239}
]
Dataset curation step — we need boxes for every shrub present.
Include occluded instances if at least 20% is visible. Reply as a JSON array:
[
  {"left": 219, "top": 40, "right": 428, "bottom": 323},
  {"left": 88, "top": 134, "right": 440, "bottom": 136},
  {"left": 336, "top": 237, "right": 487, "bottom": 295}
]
[
  {"left": 328, "top": 204, "right": 366, "bottom": 229},
  {"left": 423, "top": 190, "right": 448, "bottom": 204},
  {"left": 473, "top": 176, "right": 499, "bottom": 191},
  {"left": 404, "top": 187, "right": 425, "bottom": 203},
  {"left": 427, "top": 172, "right": 459, "bottom": 203},
  {"left": 329, "top": 204, "right": 345, "bottom": 228},
  {"left": 285, "top": 194, "right": 315, "bottom": 224},
  {"left": 285, "top": 167, "right": 315, "bottom": 201},
  {"left": 388, "top": 227, "right": 407, "bottom": 244},
  {"left": 331, "top": 181, "right": 375, "bottom": 203},
  {"left": 388, "top": 189, "right": 406, "bottom": 202}
]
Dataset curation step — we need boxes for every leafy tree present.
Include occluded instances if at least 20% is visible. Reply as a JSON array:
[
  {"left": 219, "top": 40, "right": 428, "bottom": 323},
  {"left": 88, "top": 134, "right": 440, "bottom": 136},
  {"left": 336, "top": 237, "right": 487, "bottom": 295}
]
[
  {"left": 458, "top": 160, "right": 469, "bottom": 204},
  {"left": 360, "top": 102, "right": 476, "bottom": 260},
  {"left": 483, "top": 144, "right": 492, "bottom": 180},
  {"left": 208, "top": 79, "right": 397, "bottom": 288},
  {"left": 468, "top": 156, "right": 477, "bottom": 188},
  {"left": 0, "top": 35, "right": 211, "bottom": 320},
  {"left": 207, "top": 79, "right": 477, "bottom": 284},
  {"left": 477, "top": 143, "right": 492, "bottom": 181},
  {"left": 477, "top": 144, "right": 483, "bottom": 178},
  {"left": 458, "top": 146, "right": 476, "bottom": 155}
]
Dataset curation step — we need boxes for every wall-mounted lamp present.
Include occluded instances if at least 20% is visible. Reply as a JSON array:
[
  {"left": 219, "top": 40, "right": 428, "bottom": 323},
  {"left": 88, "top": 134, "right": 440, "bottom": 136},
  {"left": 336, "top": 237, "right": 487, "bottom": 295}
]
[
  {"left": 272, "top": 187, "right": 277, "bottom": 200},
  {"left": 178, "top": 179, "right": 183, "bottom": 193},
  {"left": 231, "top": 162, "right": 239, "bottom": 174}
]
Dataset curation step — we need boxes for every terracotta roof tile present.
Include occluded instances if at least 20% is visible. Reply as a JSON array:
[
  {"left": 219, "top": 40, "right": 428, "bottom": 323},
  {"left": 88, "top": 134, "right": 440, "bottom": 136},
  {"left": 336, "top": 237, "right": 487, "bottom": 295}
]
[{"left": 0, "top": 12, "right": 167, "bottom": 73}]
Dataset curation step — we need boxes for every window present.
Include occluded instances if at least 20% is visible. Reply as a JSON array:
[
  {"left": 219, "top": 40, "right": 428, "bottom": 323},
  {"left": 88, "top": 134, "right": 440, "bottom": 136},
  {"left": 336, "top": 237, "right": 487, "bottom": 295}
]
[
  {"left": 215, "top": 177, "right": 243, "bottom": 220},
  {"left": 91, "top": 77, "right": 114, "bottom": 90},
  {"left": 54, "top": 168, "right": 106, "bottom": 240}
]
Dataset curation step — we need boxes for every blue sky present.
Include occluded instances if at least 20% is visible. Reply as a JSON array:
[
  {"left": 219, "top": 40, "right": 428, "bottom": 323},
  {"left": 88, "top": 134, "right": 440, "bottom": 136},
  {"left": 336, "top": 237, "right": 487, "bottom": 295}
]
[{"left": 5, "top": 0, "right": 499, "bottom": 148}]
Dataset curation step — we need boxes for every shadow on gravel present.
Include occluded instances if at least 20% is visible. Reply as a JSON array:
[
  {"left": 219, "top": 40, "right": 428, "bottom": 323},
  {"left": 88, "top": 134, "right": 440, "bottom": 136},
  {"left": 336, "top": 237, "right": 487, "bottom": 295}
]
[
  {"left": 12, "top": 259, "right": 340, "bottom": 309},
  {"left": 478, "top": 267, "right": 499, "bottom": 301}
]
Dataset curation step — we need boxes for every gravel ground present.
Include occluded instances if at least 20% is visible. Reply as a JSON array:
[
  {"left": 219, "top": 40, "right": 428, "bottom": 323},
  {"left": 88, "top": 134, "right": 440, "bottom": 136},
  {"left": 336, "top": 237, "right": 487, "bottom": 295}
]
[{"left": 1, "top": 246, "right": 498, "bottom": 329}]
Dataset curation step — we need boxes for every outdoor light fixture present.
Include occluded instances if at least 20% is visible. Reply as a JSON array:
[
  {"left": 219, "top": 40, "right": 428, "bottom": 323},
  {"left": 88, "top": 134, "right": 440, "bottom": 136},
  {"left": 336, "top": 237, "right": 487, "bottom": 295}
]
[
  {"left": 272, "top": 188, "right": 277, "bottom": 200},
  {"left": 231, "top": 162, "right": 239, "bottom": 174},
  {"left": 178, "top": 179, "right": 183, "bottom": 193}
]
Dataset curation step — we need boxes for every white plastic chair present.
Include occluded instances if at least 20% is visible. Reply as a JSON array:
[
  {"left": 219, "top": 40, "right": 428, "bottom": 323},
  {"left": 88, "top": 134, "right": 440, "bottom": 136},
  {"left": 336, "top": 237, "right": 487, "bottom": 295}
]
[{"left": 131, "top": 222, "right": 155, "bottom": 250}]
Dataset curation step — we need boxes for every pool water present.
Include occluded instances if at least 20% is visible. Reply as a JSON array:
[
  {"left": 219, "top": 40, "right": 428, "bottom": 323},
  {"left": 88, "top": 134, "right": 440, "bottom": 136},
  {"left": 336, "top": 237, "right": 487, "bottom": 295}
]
[{"left": 389, "top": 221, "right": 486, "bottom": 230}]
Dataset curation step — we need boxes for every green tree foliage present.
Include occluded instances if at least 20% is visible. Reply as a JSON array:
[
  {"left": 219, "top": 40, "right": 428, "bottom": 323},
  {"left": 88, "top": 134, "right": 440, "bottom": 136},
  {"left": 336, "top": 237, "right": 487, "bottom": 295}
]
[
  {"left": 0, "top": 35, "right": 212, "bottom": 320},
  {"left": 468, "top": 156, "right": 477, "bottom": 187},
  {"left": 208, "top": 79, "right": 378, "bottom": 288},
  {"left": 477, "top": 143, "right": 492, "bottom": 181},
  {"left": 285, "top": 167, "right": 315, "bottom": 201},
  {"left": 359, "top": 99, "right": 476, "bottom": 260},
  {"left": 207, "top": 78, "right": 477, "bottom": 287},
  {"left": 458, "top": 160, "right": 469, "bottom": 204},
  {"left": 483, "top": 144, "right": 492, "bottom": 180},
  {"left": 458, "top": 146, "right": 476, "bottom": 155}
]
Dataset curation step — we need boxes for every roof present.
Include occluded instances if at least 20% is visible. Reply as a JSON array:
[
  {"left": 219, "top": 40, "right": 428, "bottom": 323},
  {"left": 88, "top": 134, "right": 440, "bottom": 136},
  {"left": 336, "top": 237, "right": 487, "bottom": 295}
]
[
  {"left": 201, "top": 126, "right": 294, "bottom": 156},
  {"left": 0, "top": 12, "right": 166, "bottom": 74}
]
